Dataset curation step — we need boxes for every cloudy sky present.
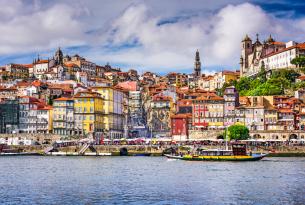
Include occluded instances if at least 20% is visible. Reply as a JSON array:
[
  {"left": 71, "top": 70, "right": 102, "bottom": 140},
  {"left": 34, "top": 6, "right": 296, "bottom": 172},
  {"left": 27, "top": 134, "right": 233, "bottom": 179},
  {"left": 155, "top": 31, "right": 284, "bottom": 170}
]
[{"left": 0, "top": 0, "right": 304, "bottom": 74}]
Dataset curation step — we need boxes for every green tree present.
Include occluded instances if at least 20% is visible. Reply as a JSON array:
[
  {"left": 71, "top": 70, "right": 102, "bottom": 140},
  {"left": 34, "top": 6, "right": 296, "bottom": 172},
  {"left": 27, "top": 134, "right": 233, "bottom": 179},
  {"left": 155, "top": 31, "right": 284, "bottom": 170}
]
[
  {"left": 2, "top": 75, "right": 8, "bottom": 81},
  {"left": 48, "top": 98, "right": 53, "bottom": 105},
  {"left": 258, "top": 64, "right": 267, "bottom": 83},
  {"left": 271, "top": 69, "right": 299, "bottom": 83},
  {"left": 293, "top": 81, "right": 305, "bottom": 90},
  {"left": 235, "top": 77, "right": 251, "bottom": 93},
  {"left": 227, "top": 125, "right": 249, "bottom": 140},
  {"left": 217, "top": 82, "right": 231, "bottom": 96},
  {"left": 291, "top": 56, "right": 305, "bottom": 68}
]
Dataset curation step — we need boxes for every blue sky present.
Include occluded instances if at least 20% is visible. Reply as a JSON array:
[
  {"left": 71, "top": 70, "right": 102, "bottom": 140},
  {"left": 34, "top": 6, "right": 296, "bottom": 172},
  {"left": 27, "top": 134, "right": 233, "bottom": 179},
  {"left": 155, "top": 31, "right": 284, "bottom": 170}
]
[{"left": 0, "top": 0, "right": 304, "bottom": 74}]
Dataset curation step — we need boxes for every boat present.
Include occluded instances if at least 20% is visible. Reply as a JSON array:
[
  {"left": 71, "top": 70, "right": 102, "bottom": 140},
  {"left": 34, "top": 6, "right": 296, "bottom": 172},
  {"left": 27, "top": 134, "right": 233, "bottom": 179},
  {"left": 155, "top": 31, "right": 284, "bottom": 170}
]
[
  {"left": 46, "top": 152, "right": 112, "bottom": 156},
  {"left": 164, "top": 143, "right": 268, "bottom": 161}
]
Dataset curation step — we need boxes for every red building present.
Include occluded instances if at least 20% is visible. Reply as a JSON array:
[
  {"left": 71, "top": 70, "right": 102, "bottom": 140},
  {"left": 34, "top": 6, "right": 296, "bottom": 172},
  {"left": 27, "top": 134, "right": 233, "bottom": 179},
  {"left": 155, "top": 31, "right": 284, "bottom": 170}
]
[
  {"left": 192, "top": 96, "right": 209, "bottom": 128},
  {"left": 171, "top": 113, "right": 192, "bottom": 140}
]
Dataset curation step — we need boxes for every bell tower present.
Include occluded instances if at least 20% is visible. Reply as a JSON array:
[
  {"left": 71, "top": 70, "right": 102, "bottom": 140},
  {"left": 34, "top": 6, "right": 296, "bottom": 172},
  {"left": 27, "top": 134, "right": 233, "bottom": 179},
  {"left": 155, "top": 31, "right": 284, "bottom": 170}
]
[
  {"left": 194, "top": 49, "right": 201, "bottom": 79},
  {"left": 54, "top": 47, "right": 63, "bottom": 65},
  {"left": 241, "top": 34, "right": 252, "bottom": 76}
]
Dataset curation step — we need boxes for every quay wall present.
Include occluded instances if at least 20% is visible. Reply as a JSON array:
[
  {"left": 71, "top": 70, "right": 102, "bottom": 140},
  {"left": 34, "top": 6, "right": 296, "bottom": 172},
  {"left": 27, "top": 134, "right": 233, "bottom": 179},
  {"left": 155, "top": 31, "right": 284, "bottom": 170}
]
[{"left": 14, "top": 144, "right": 305, "bottom": 156}]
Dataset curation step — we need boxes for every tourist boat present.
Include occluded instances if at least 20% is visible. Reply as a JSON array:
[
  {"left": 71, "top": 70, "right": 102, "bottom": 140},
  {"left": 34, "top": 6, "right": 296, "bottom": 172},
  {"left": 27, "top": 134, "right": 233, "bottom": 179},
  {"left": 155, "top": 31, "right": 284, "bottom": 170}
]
[{"left": 164, "top": 143, "right": 268, "bottom": 161}]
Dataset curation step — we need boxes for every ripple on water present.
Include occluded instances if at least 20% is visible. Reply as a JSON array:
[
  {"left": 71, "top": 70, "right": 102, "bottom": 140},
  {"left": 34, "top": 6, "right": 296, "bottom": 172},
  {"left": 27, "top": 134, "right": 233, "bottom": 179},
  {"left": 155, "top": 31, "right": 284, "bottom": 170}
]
[{"left": 0, "top": 156, "right": 304, "bottom": 205}]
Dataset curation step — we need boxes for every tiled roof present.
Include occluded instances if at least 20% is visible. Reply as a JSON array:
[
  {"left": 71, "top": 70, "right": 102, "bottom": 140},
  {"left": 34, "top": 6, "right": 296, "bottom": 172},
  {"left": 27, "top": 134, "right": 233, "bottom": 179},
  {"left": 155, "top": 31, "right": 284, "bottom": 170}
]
[
  {"left": 54, "top": 97, "right": 73, "bottom": 101},
  {"left": 264, "top": 42, "right": 305, "bottom": 58}
]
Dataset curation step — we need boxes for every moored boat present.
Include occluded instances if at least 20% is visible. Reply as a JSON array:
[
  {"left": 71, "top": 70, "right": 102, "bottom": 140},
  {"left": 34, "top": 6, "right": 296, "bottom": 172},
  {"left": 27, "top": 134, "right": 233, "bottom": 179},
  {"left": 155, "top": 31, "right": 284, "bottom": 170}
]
[{"left": 165, "top": 143, "right": 268, "bottom": 161}]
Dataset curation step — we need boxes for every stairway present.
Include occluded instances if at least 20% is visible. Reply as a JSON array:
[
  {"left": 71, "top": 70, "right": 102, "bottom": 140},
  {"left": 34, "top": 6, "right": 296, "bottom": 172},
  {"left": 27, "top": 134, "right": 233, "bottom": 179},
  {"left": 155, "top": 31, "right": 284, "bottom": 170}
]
[
  {"left": 79, "top": 143, "right": 90, "bottom": 155},
  {"left": 44, "top": 146, "right": 54, "bottom": 154}
]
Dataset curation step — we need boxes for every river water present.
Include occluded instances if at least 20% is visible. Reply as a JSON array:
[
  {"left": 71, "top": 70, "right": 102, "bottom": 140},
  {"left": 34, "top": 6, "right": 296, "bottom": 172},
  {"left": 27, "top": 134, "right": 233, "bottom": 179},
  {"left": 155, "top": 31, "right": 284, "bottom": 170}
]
[{"left": 0, "top": 156, "right": 304, "bottom": 205}]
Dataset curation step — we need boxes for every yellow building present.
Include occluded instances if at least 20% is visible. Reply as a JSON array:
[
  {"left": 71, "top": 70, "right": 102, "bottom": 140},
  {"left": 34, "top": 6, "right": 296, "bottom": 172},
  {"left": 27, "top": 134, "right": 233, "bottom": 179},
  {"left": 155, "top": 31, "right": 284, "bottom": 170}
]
[
  {"left": 73, "top": 91, "right": 104, "bottom": 136},
  {"left": 53, "top": 97, "right": 74, "bottom": 135},
  {"left": 206, "top": 96, "right": 224, "bottom": 128},
  {"left": 91, "top": 86, "right": 125, "bottom": 139}
]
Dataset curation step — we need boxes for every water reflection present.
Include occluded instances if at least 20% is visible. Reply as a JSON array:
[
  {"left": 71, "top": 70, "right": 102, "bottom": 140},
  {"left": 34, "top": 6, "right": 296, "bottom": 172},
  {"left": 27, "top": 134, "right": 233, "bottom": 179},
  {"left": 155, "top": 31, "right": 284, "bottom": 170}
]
[{"left": 0, "top": 156, "right": 304, "bottom": 205}]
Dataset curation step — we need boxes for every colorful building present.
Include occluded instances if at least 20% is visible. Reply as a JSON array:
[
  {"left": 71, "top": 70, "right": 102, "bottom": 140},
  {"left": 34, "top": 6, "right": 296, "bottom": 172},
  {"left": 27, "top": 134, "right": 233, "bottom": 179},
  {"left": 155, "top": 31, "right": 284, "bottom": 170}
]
[
  {"left": 148, "top": 95, "right": 174, "bottom": 137},
  {"left": 53, "top": 97, "right": 74, "bottom": 135},
  {"left": 193, "top": 96, "right": 224, "bottom": 130},
  {"left": 91, "top": 86, "right": 125, "bottom": 139},
  {"left": 224, "top": 86, "right": 239, "bottom": 126},
  {"left": 73, "top": 91, "right": 104, "bottom": 136},
  {"left": 5, "top": 64, "right": 29, "bottom": 80},
  {"left": 171, "top": 113, "right": 192, "bottom": 140}
]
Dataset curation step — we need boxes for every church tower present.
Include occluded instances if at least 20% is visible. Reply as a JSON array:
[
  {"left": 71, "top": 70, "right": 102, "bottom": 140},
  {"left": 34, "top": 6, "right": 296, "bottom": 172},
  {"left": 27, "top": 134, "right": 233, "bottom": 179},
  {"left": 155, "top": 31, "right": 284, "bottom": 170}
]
[
  {"left": 194, "top": 49, "right": 201, "bottom": 78},
  {"left": 54, "top": 47, "right": 63, "bottom": 65},
  {"left": 240, "top": 34, "right": 253, "bottom": 76}
]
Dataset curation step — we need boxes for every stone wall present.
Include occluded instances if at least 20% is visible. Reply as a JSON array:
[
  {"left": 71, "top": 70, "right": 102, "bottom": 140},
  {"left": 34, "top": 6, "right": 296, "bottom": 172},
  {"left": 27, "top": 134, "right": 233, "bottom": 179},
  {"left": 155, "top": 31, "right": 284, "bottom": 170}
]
[
  {"left": 186, "top": 130, "right": 305, "bottom": 141},
  {"left": 249, "top": 130, "right": 305, "bottom": 141},
  {"left": 0, "top": 133, "right": 61, "bottom": 144},
  {"left": 188, "top": 130, "right": 224, "bottom": 140}
]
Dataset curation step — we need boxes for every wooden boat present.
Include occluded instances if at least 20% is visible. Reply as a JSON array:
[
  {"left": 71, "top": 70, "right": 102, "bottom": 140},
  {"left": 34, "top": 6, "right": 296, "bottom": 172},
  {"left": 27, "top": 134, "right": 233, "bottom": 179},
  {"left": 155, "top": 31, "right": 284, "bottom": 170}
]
[{"left": 165, "top": 143, "right": 268, "bottom": 161}]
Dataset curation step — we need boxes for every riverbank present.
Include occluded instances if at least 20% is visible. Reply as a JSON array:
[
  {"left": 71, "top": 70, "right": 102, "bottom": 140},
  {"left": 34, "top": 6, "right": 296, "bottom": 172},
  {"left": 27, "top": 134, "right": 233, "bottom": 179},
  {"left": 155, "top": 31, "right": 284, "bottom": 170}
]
[{"left": 1, "top": 144, "right": 305, "bottom": 157}]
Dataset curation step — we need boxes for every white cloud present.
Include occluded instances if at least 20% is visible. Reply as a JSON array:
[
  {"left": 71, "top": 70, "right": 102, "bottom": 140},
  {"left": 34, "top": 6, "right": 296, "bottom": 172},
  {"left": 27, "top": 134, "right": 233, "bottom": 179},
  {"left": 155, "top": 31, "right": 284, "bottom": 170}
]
[
  {"left": 208, "top": 3, "right": 269, "bottom": 64},
  {"left": 91, "top": 2, "right": 305, "bottom": 73},
  {"left": 0, "top": 0, "right": 305, "bottom": 73},
  {"left": 0, "top": 1, "right": 87, "bottom": 54}
]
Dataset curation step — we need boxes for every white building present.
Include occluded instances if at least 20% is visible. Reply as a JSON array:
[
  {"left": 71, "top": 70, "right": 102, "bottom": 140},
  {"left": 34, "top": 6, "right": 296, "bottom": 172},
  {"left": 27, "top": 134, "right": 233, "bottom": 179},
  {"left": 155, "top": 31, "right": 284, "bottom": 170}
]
[
  {"left": 240, "top": 34, "right": 305, "bottom": 77},
  {"left": 33, "top": 59, "right": 49, "bottom": 79},
  {"left": 263, "top": 41, "right": 305, "bottom": 71}
]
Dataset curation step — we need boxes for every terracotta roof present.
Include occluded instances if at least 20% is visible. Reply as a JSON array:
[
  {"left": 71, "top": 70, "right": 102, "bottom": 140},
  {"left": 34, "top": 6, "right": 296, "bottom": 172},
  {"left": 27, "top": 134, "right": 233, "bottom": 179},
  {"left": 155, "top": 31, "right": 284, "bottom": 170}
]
[
  {"left": 270, "top": 41, "right": 285, "bottom": 45},
  {"left": 239, "top": 96, "right": 250, "bottom": 106},
  {"left": 37, "top": 105, "right": 53, "bottom": 110},
  {"left": 195, "top": 95, "right": 224, "bottom": 101},
  {"left": 35, "top": 60, "right": 49, "bottom": 64},
  {"left": 171, "top": 113, "right": 192, "bottom": 119},
  {"left": 152, "top": 95, "right": 172, "bottom": 101},
  {"left": 74, "top": 91, "right": 102, "bottom": 98},
  {"left": 54, "top": 97, "right": 73, "bottom": 101},
  {"left": 0, "top": 87, "right": 17, "bottom": 91},
  {"left": 64, "top": 63, "right": 78, "bottom": 67},
  {"left": 32, "top": 80, "right": 42, "bottom": 87},
  {"left": 298, "top": 76, "right": 305, "bottom": 81},
  {"left": 48, "top": 84, "right": 72, "bottom": 90},
  {"left": 22, "top": 64, "right": 33, "bottom": 68},
  {"left": 278, "top": 108, "right": 294, "bottom": 113},
  {"left": 222, "top": 70, "right": 239, "bottom": 75},
  {"left": 116, "top": 81, "right": 137, "bottom": 91},
  {"left": 264, "top": 42, "right": 305, "bottom": 58},
  {"left": 16, "top": 81, "right": 31, "bottom": 87}
]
